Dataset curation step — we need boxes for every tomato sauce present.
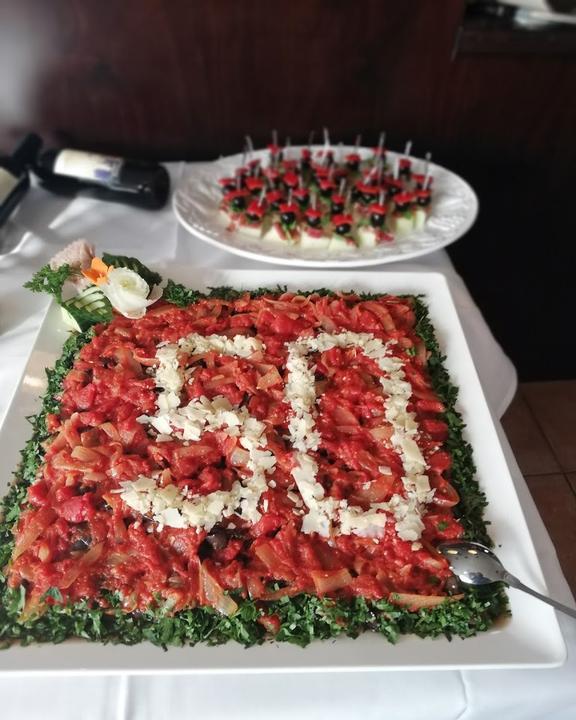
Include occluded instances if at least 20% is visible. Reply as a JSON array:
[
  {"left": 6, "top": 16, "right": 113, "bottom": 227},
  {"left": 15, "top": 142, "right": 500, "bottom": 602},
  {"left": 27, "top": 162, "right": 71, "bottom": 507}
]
[{"left": 8, "top": 293, "right": 464, "bottom": 615}]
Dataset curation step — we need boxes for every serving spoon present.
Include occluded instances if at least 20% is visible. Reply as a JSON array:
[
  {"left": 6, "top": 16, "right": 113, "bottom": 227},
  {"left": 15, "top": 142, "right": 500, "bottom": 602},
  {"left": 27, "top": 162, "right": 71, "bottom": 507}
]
[{"left": 438, "top": 540, "right": 576, "bottom": 620}]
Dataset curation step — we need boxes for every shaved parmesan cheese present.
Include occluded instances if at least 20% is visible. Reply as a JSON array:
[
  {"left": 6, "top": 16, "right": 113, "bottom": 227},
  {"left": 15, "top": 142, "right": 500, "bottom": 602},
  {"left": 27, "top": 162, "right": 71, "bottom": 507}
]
[
  {"left": 284, "top": 332, "right": 433, "bottom": 541},
  {"left": 132, "top": 328, "right": 436, "bottom": 542}
]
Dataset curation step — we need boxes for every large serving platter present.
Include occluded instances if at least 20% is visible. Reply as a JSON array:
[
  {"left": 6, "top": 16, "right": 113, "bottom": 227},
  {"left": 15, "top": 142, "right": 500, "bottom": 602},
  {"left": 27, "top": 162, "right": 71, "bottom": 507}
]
[
  {"left": 173, "top": 147, "right": 479, "bottom": 268},
  {"left": 0, "top": 269, "right": 565, "bottom": 674}
]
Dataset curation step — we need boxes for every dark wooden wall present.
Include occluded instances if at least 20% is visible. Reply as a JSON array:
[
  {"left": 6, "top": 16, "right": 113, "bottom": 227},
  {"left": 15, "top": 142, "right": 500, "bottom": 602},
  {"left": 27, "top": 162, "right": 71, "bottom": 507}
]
[{"left": 1, "top": 0, "right": 575, "bottom": 379}]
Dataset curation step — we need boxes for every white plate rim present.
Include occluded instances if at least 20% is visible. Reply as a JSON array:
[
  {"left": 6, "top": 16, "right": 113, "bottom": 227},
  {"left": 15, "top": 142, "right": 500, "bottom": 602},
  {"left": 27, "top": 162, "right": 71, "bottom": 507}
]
[{"left": 0, "top": 269, "right": 566, "bottom": 674}]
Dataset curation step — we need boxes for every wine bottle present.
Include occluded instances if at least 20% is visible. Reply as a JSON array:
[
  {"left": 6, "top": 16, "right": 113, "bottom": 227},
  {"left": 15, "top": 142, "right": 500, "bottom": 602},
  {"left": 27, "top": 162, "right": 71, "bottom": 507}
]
[
  {"left": 0, "top": 133, "right": 42, "bottom": 229},
  {"left": 34, "top": 148, "right": 170, "bottom": 210}
]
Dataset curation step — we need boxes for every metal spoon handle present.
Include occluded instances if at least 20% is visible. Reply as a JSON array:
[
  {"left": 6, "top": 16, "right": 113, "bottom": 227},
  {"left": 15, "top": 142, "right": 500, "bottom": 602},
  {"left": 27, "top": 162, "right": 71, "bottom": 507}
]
[{"left": 502, "top": 571, "right": 576, "bottom": 620}]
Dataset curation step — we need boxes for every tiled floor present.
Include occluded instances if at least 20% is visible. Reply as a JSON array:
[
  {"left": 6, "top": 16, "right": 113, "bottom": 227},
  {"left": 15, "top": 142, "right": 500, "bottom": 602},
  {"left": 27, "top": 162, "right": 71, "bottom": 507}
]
[{"left": 502, "top": 380, "right": 576, "bottom": 596}]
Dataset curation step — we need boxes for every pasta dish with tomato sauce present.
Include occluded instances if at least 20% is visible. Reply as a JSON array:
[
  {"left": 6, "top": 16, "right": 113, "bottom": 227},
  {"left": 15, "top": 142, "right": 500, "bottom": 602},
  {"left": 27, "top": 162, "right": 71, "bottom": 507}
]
[{"left": 0, "top": 285, "right": 507, "bottom": 647}]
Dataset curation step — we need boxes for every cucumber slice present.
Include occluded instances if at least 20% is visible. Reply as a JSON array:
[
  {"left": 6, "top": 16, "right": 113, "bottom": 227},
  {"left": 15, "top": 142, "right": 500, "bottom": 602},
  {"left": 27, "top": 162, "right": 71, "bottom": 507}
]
[
  {"left": 300, "top": 232, "right": 330, "bottom": 250},
  {"left": 329, "top": 235, "right": 356, "bottom": 252},
  {"left": 393, "top": 215, "right": 414, "bottom": 236},
  {"left": 61, "top": 285, "right": 113, "bottom": 331},
  {"left": 357, "top": 227, "right": 377, "bottom": 249},
  {"left": 413, "top": 208, "right": 427, "bottom": 230},
  {"left": 60, "top": 307, "right": 82, "bottom": 333}
]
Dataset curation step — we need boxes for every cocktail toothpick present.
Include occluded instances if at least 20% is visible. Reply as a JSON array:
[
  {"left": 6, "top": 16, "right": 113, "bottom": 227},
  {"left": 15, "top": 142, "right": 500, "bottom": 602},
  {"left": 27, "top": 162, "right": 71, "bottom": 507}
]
[
  {"left": 323, "top": 127, "right": 331, "bottom": 167},
  {"left": 365, "top": 163, "right": 377, "bottom": 183},
  {"left": 423, "top": 152, "right": 432, "bottom": 187},
  {"left": 236, "top": 154, "right": 244, "bottom": 189}
]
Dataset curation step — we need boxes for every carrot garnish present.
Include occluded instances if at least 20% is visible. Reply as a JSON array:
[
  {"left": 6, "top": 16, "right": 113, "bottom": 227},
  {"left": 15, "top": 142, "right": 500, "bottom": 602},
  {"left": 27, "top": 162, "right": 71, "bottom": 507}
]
[{"left": 82, "top": 257, "right": 112, "bottom": 286}]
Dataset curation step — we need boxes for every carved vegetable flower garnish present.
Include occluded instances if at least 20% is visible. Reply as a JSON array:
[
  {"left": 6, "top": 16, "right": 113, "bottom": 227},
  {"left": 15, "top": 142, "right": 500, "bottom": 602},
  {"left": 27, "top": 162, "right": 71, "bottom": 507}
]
[
  {"left": 82, "top": 257, "right": 163, "bottom": 319},
  {"left": 25, "top": 242, "right": 164, "bottom": 330}
]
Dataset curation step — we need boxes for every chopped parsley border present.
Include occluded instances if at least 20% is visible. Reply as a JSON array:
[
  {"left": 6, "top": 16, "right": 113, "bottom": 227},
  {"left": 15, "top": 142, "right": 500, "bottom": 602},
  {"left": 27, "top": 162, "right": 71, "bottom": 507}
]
[{"left": 0, "top": 287, "right": 508, "bottom": 649}]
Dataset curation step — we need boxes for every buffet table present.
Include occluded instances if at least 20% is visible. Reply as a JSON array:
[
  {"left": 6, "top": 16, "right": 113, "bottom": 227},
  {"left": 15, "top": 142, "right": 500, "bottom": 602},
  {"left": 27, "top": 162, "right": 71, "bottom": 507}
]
[{"left": 1, "top": 165, "right": 574, "bottom": 720}]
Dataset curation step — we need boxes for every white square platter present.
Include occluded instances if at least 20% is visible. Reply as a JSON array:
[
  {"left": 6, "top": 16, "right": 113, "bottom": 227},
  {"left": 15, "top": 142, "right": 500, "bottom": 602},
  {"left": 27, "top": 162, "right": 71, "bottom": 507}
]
[{"left": 0, "top": 269, "right": 566, "bottom": 674}]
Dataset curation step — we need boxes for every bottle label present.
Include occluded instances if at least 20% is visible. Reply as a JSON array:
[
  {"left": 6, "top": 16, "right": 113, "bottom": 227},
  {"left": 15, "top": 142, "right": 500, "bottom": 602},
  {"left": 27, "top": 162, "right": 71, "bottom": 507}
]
[
  {"left": 54, "top": 150, "right": 122, "bottom": 184},
  {"left": 0, "top": 167, "right": 18, "bottom": 204}
]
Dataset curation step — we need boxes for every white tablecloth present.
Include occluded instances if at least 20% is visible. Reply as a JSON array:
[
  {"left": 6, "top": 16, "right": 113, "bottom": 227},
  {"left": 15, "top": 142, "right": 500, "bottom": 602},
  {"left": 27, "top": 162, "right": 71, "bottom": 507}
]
[{"left": 0, "top": 165, "right": 574, "bottom": 719}]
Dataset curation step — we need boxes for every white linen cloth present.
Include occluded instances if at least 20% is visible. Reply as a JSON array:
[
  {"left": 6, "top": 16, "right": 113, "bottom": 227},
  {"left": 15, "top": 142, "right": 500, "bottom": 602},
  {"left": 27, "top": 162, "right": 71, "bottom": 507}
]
[{"left": 0, "top": 164, "right": 574, "bottom": 719}]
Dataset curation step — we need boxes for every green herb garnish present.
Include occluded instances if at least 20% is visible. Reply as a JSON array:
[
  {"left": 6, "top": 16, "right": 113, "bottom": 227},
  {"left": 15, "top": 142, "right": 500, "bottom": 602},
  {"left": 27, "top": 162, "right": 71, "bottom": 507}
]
[
  {"left": 24, "top": 263, "right": 75, "bottom": 304},
  {"left": 412, "top": 295, "right": 491, "bottom": 546}
]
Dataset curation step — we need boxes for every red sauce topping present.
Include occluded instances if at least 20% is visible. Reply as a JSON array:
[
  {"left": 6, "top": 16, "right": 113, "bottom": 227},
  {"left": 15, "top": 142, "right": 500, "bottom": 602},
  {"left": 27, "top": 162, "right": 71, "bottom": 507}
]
[
  {"left": 283, "top": 172, "right": 299, "bottom": 188},
  {"left": 313, "top": 166, "right": 330, "bottom": 180},
  {"left": 9, "top": 295, "right": 463, "bottom": 615},
  {"left": 245, "top": 177, "right": 265, "bottom": 192},
  {"left": 369, "top": 203, "right": 388, "bottom": 215},
  {"left": 303, "top": 227, "right": 325, "bottom": 238},
  {"left": 246, "top": 200, "right": 265, "bottom": 217},
  {"left": 279, "top": 203, "right": 299, "bottom": 214},
  {"left": 356, "top": 183, "right": 380, "bottom": 196},
  {"left": 223, "top": 189, "right": 249, "bottom": 202},
  {"left": 264, "top": 168, "right": 280, "bottom": 182},
  {"left": 394, "top": 192, "right": 415, "bottom": 205},
  {"left": 293, "top": 188, "right": 309, "bottom": 200},
  {"left": 332, "top": 213, "right": 353, "bottom": 226},
  {"left": 265, "top": 190, "right": 283, "bottom": 204},
  {"left": 319, "top": 179, "right": 337, "bottom": 192}
]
